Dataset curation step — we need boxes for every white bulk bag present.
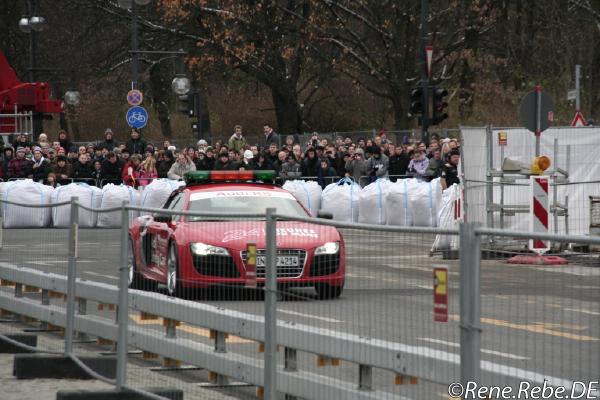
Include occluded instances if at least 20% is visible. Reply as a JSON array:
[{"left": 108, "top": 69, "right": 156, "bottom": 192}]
[
  {"left": 385, "top": 178, "right": 419, "bottom": 226},
  {"left": 282, "top": 180, "right": 322, "bottom": 216},
  {"left": 0, "top": 180, "right": 54, "bottom": 228},
  {"left": 52, "top": 183, "right": 103, "bottom": 228},
  {"left": 321, "top": 177, "right": 361, "bottom": 222},
  {"left": 358, "top": 179, "right": 392, "bottom": 225},
  {"left": 140, "top": 179, "right": 184, "bottom": 214},
  {"left": 97, "top": 184, "right": 140, "bottom": 228},
  {"left": 409, "top": 178, "right": 442, "bottom": 227},
  {"left": 432, "top": 184, "right": 461, "bottom": 251}
]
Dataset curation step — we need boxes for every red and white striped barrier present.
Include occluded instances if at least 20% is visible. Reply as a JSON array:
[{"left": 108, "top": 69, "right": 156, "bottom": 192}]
[{"left": 529, "top": 176, "right": 550, "bottom": 254}]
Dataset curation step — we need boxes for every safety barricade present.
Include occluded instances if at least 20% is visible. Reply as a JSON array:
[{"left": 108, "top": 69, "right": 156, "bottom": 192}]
[{"left": 0, "top": 198, "right": 595, "bottom": 399}]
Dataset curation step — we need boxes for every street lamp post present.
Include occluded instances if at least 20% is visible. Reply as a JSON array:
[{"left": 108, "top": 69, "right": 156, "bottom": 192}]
[{"left": 18, "top": 0, "right": 47, "bottom": 137}]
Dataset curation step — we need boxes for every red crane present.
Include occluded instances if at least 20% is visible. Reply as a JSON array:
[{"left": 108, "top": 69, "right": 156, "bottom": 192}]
[{"left": 0, "top": 50, "right": 63, "bottom": 134}]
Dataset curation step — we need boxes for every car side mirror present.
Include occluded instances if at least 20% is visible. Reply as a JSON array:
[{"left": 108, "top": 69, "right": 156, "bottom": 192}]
[
  {"left": 317, "top": 210, "right": 333, "bottom": 220},
  {"left": 153, "top": 214, "right": 172, "bottom": 223}
]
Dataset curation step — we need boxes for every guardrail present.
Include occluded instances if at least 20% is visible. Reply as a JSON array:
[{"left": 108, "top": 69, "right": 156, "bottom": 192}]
[
  {"left": 0, "top": 199, "right": 589, "bottom": 399},
  {"left": 0, "top": 262, "right": 580, "bottom": 399}
]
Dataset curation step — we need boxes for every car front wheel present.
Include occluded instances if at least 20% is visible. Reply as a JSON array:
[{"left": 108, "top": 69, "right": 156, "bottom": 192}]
[{"left": 167, "top": 242, "right": 184, "bottom": 297}]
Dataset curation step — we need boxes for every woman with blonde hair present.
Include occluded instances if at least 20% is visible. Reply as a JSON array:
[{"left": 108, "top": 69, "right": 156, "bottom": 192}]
[{"left": 138, "top": 156, "right": 158, "bottom": 187}]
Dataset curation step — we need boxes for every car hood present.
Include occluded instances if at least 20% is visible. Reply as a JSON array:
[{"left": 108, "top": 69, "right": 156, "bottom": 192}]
[{"left": 176, "top": 220, "right": 340, "bottom": 251}]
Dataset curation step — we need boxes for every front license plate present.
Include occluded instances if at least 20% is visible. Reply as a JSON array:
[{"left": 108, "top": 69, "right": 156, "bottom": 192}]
[{"left": 256, "top": 255, "right": 299, "bottom": 267}]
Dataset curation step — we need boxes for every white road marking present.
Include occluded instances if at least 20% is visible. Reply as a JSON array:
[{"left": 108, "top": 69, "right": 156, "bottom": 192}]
[
  {"left": 383, "top": 263, "right": 459, "bottom": 276},
  {"left": 564, "top": 308, "right": 600, "bottom": 316},
  {"left": 535, "top": 265, "right": 600, "bottom": 276},
  {"left": 83, "top": 271, "right": 118, "bottom": 281},
  {"left": 279, "top": 309, "right": 343, "bottom": 323},
  {"left": 25, "top": 259, "right": 98, "bottom": 265},
  {"left": 418, "top": 338, "right": 530, "bottom": 360}
]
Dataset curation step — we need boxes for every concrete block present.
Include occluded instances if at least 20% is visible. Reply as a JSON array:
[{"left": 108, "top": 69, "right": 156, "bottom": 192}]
[
  {"left": 13, "top": 354, "right": 116, "bottom": 380},
  {"left": 56, "top": 387, "right": 184, "bottom": 400},
  {"left": 0, "top": 333, "right": 37, "bottom": 353}
]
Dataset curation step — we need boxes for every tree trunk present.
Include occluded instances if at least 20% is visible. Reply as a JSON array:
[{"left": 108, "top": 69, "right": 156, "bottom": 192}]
[
  {"left": 390, "top": 93, "right": 408, "bottom": 131},
  {"left": 590, "top": 29, "right": 600, "bottom": 122},
  {"left": 270, "top": 86, "right": 302, "bottom": 136},
  {"left": 149, "top": 63, "right": 172, "bottom": 139}
]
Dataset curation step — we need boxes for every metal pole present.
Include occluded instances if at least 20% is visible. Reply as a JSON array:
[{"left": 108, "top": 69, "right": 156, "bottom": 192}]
[
  {"left": 420, "top": 0, "right": 429, "bottom": 143},
  {"left": 553, "top": 138, "right": 559, "bottom": 235},
  {"left": 575, "top": 65, "right": 581, "bottom": 111},
  {"left": 131, "top": 1, "right": 139, "bottom": 90},
  {"left": 264, "top": 208, "right": 277, "bottom": 400},
  {"left": 535, "top": 85, "right": 542, "bottom": 157},
  {"left": 64, "top": 196, "right": 79, "bottom": 355},
  {"left": 459, "top": 222, "right": 481, "bottom": 387},
  {"left": 116, "top": 201, "right": 130, "bottom": 388}
]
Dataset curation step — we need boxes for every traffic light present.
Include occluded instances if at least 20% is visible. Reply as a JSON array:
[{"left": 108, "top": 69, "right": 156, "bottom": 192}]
[
  {"left": 177, "top": 92, "right": 196, "bottom": 117},
  {"left": 431, "top": 87, "right": 448, "bottom": 125},
  {"left": 410, "top": 87, "right": 424, "bottom": 117}
]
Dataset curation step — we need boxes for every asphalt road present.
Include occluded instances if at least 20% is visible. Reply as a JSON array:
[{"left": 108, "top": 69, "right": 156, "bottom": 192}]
[{"left": 1, "top": 227, "right": 599, "bottom": 400}]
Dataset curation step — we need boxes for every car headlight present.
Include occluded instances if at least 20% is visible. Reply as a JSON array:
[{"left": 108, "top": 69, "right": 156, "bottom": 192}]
[
  {"left": 314, "top": 241, "right": 339, "bottom": 255},
  {"left": 190, "top": 242, "right": 230, "bottom": 256}
]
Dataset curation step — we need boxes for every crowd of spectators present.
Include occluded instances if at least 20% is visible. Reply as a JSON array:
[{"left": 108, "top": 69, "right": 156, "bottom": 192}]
[{"left": 0, "top": 123, "right": 461, "bottom": 190}]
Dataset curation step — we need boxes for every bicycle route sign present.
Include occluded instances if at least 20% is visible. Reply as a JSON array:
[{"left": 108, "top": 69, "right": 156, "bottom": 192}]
[
  {"left": 127, "top": 89, "right": 144, "bottom": 106},
  {"left": 126, "top": 106, "right": 148, "bottom": 129}
]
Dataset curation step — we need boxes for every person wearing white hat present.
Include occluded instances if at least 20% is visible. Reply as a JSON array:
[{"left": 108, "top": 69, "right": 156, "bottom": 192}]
[{"left": 240, "top": 149, "right": 255, "bottom": 170}]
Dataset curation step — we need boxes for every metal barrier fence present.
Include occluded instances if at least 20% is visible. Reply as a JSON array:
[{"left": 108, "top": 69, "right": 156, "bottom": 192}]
[{"left": 0, "top": 199, "right": 598, "bottom": 399}]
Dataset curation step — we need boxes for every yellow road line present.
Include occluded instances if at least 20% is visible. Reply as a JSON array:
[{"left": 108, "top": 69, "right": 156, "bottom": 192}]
[
  {"left": 129, "top": 314, "right": 253, "bottom": 343},
  {"left": 449, "top": 315, "right": 598, "bottom": 341}
]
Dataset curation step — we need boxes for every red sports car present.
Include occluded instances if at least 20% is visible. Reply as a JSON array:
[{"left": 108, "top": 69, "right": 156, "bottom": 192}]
[{"left": 128, "top": 171, "right": 345, "bottom": 299}]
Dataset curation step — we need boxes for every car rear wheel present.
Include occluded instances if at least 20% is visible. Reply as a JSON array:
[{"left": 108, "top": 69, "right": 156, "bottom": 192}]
[
  {"left": 315, "top": 283, "right": 343, "bottom": 300},
  {"left": 167, "top": 243, "right": 183, "bottom": 297}
]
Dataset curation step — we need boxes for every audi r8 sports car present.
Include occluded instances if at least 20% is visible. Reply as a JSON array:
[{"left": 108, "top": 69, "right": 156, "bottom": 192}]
[{"left": 128, "top": 170, "right": 345, "bottom": 299}]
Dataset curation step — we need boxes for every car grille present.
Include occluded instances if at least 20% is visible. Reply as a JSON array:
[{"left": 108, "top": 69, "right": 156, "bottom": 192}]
[
  {"left": 309, "top": 254, "right": 340, "bottom": 277},
  {"left": 240, "top": 249, "right": 307, "bottom": 278},
  {"left": 192, "top": 255, "right": 240, "bottom": 278}
]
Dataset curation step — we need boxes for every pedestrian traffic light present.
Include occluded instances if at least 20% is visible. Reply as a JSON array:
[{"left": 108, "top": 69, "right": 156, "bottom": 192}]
[
  {"left": 178, "top": 92, "right": 195, "bottom": 117},
  {"left": 410, "top": 87, "right": 424, "bottom": 117},
  {"left": 431, "top": 87, "right": 448, "bottom": 125}
]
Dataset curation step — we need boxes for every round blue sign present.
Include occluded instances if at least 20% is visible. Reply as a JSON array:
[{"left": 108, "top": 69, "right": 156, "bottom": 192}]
[{"left": 126, "top": 106, "right": 148, "bottom": 129}]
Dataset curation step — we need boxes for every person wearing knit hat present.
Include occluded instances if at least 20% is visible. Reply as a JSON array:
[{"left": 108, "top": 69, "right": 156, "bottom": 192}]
[
  {"left": 8, "top": 146, "right": 33, "bottom": 178},
  {"left": 240, "top": 149, "right": 255, "bottom": 170}
]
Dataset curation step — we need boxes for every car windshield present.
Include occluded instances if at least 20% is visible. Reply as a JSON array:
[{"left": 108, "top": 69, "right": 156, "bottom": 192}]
[{"left": 187, "top": 191, "right": 309, "bottom": 221}]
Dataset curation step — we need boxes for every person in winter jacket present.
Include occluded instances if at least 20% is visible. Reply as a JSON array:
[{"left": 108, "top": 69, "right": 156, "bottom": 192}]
[
  {"left": 138, "top": 156, "right": 158, "bottom": 187},
  {"left": 8, "top": 147, "right": 32, "bottom": 179},
  {"left": 425, "top": 149, "right": 443, "bottom": 180},
  {"left": 317, "top": 158, "right": 337, "bottom": 189},
  {"left": 167, "top": 153, "right": 196, "bottom": 180},
  {"left": 388, "top": 146, "right": 411, "bottom": 180},
  {"left": 407, "top": 149, "right": 429, "bottom": 181},
  {"left": 280, "top": 153, "right": 302, "bottom": 179},
  {"left": 58, "top": 130, "right": 73, "bottom": 153},
  {"left": 125, "top": 129, "right": 147, "bottom": 155},
  {"left": 228, "top": 125, "right": 247, "bottom": 153},
  {"left": 8, "top": 147, "right": 33, "bottom": 179},
  {"left": 345, "top": 148, "right": 368, "bottom": 186},
  {"left": 213, "top": 152, "right": 239, "bottom": 171},
  {"left": 98, "top": 128, "right": 118, "bottom": 151},
  {"left": 71, "top": 154, "right": 94, "bottom": 181},
  {"left": 366, "top": 146, "right": 389, "bottom": 182},
  {"left": 30, "top": 148, "right": 50, "bottom": 182},
  {"left": 301, "top": 148, "right": 319, "bottom": 177},
  {"left": 122, "top": 154, "right": 143, "bottom": 187},
  {"left": 254, "top": 152, "right": 274, "bottom": 170},
  {"left": 51, "top": 156, "right": 72, "bottom": 185},
  {"left": 1, "top": 147, "right": 13, "bottom": 180},
  {"left": 157, "top": 150, "right": 174, "bottom": 178},
  {"left": 100, "top": 152, "right": 123, "bottom": 185},
  {"left": 239, "top": 149, "right": 255, "bottom": 170},
  {"left": 263, "top": 124, "right": 279, "bottom": 148}
]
